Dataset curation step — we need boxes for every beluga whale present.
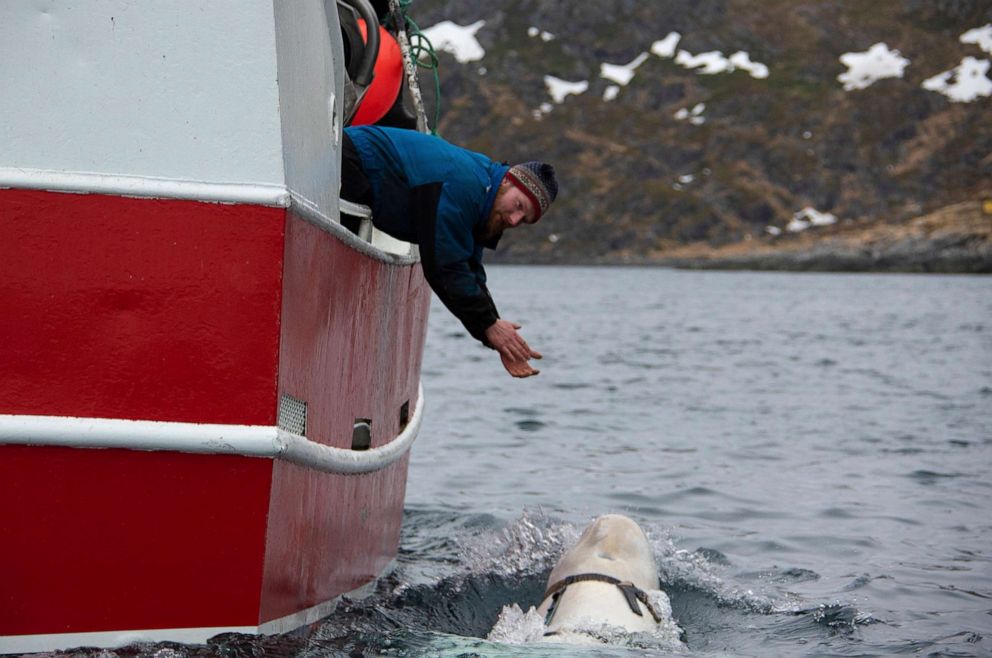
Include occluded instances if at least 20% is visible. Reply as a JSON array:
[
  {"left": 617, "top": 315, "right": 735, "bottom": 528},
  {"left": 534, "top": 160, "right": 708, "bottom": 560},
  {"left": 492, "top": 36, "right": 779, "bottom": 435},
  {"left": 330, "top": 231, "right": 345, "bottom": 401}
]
[{"left": 489, "top": 514, "right": 685, "bottom": 647}]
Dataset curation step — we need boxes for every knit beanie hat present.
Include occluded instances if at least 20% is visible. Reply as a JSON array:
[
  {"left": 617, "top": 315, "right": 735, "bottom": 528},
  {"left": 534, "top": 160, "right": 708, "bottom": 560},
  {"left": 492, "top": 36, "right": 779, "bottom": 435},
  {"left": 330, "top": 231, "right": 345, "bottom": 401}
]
[{"left": 506, "top": 161, "right": 558, "bottom": 220}]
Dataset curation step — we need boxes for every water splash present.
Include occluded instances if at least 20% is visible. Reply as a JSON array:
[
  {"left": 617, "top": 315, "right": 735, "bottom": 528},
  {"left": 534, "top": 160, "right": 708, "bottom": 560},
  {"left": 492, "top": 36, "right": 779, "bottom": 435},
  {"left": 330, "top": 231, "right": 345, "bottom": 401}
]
[
  {"left": 487, "top": 603, "right": 547, "bottom": 643},
  {"left": 808, "top": 603, "right": 875, "bottom": 630},
  {"left": 461, "top": 512, "right": 822, "bottom": 617},
  {"left": 487, "top": 601, "right": 687, "bottom": 652},
  {"left": 650, "top": 534, "right": 779, "bottom": 613},
  {"left": 460, "top": 508, "right": 579, "bottom": 578}
]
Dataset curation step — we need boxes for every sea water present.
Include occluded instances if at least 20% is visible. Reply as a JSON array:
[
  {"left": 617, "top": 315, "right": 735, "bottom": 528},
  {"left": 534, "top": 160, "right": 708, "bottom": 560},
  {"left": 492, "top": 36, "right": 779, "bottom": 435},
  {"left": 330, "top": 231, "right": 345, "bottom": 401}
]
[{"left": 50, "top": 266, "right": 992, "bottom": 657}]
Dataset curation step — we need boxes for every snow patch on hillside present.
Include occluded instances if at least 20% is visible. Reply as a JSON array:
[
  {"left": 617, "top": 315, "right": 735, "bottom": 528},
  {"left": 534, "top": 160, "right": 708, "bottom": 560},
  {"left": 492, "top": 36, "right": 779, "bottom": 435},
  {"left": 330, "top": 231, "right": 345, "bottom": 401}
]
[
  {"left": 961, "top": 24, "right": 992, "bottom": 55},
  {"left": 528, "top": 26, "right": 555, "bottom": 42},
  {"left": 922, "top": 56, "right": 992, "bottom": 102},
  {"left": 674, "top": 103, "right": 706, "bottom": 125},
  {"left": 651, "top": 32, "right": 682, "bottom": 58},
  {"left": 422, "top": 20, "right": 486, "bottom": 63},
  {"left": 601, "top": 53, "right": 650, "bottom": 86},
  {"left": 838, "top": 43, "right": 909, "bottom": 90},
  {"left": 787, "top": 207, "right": 838, "bottom": 233},
  {"left": 544, "top": 76, "right": 589, "bottom": 104},
  {"left": 674, "top": 49, "right": 769, "bottom": 78}
]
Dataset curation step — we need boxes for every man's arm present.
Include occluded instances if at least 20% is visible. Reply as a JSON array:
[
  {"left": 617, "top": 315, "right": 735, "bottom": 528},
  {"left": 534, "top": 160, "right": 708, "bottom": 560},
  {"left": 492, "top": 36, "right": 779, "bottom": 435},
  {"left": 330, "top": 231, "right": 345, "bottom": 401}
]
[
  {"left": 433, "top": 261, "right": 542, "bottom": 378},
  {"left": 413, "top": 183, "right": 542, "bottom": 378}
]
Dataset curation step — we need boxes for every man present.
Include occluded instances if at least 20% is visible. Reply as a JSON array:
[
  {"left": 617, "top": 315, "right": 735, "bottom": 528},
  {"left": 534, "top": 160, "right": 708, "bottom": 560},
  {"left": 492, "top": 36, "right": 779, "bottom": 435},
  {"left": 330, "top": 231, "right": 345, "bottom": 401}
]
[{"left": 341, "top": 125, "right": 558, "bottom": 378}]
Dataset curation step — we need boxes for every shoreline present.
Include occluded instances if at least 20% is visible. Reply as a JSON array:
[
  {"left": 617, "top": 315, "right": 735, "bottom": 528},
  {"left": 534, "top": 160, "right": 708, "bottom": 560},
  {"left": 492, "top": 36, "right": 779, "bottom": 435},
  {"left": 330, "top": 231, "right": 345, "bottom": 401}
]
[{"left": 496, "top": 201, "right": 992, "bottom": 274}]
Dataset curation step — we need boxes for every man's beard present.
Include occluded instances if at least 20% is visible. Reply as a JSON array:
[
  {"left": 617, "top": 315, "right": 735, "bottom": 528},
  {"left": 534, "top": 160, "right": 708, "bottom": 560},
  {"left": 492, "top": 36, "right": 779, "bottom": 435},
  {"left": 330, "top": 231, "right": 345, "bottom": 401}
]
[{"left": 481, "top": 184, "right": 511, "bottom": 241}]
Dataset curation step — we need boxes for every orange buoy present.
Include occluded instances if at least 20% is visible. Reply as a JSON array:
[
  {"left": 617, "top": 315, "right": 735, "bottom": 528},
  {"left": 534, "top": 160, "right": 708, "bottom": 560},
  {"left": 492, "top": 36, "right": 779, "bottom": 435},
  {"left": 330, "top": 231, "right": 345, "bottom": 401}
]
[{"left": 352, "top": 20, "right": 403, "bottom": 125}]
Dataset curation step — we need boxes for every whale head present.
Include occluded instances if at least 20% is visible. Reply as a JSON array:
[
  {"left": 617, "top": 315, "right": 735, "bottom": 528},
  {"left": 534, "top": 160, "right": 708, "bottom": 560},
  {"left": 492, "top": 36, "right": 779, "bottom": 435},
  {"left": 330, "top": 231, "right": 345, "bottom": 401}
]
[
  {"left": 533, "top": 514, "right": 674, "bottom": 641},
  {"left": 545, "top": 514, "right": 658, "bottom": 593}
]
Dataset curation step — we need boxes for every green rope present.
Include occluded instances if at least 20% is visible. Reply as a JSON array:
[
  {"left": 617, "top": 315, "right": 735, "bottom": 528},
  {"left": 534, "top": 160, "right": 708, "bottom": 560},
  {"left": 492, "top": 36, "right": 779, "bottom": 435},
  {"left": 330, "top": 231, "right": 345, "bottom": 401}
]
[{"left": 392, "top": 0, "right": 442, "bottom": 134}]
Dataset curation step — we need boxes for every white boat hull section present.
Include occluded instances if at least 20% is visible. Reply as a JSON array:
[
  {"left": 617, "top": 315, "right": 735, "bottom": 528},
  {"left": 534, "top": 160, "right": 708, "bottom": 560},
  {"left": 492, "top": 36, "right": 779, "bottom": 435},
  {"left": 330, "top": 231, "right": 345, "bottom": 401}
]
[
  {"left": 1, "top": 0, "right": 350, "bottom": 227},
  {"left": 0, "top": 1, "right": 284, "bottom": 188}
]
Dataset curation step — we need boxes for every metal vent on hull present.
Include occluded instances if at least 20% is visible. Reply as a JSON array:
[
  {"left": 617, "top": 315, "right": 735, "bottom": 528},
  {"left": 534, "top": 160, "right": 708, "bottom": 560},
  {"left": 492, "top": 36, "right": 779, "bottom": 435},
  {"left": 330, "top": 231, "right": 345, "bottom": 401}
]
[{"left": 278, "top": 395, "right": 307, "bottom": 436}]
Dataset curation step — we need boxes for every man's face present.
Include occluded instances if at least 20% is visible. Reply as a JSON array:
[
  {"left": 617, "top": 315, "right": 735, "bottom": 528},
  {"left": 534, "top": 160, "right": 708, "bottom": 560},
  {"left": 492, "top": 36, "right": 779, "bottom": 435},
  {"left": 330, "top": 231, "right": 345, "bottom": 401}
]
[{"left": 482, "top": 179, "right": 538, "bottom": 241}]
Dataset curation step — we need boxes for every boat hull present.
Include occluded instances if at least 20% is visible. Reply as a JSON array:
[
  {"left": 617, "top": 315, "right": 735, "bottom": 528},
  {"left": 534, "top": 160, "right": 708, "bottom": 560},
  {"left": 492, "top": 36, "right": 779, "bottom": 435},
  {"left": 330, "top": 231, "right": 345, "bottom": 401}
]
[{"left": 0, "top": 187, "right": 431, "bottom": 650}]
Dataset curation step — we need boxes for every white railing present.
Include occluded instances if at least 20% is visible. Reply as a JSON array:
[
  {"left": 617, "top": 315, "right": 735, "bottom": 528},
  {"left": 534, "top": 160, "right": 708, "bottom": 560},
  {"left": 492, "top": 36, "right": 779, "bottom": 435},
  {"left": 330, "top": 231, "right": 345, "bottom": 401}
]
[{"left": 0, "top": 385, "right": 423, "bottom": 475}]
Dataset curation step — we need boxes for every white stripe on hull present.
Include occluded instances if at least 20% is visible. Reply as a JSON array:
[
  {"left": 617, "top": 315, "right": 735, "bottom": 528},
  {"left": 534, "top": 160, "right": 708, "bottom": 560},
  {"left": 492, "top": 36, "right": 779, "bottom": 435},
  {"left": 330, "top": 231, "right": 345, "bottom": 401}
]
[
  {"left": 0, "top": 385, "right": 423, "bottom": 475},
  {"left": 0, "top": 167, "right": 290, "bottom": 206}
]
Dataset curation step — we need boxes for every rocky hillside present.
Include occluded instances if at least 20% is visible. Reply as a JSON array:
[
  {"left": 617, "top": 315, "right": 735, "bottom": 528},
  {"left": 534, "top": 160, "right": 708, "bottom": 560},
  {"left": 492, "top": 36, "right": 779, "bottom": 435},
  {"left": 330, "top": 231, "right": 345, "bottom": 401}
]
[{"left": 404, "top": 0, "right": 992, "bottom": 271}]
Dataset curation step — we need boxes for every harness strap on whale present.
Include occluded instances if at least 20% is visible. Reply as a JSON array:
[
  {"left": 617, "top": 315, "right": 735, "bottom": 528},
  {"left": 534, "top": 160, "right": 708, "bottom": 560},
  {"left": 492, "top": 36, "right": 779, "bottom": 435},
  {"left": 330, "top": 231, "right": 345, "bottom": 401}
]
[{"left": 541, "top": 572, "right": 664, "bottom": 626}]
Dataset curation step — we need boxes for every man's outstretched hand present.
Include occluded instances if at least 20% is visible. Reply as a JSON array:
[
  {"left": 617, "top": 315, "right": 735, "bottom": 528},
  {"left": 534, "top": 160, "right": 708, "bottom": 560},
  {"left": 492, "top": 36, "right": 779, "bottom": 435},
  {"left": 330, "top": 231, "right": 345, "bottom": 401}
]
[{"left": 485, "top": 319, "right": 543, "bottom": 378}]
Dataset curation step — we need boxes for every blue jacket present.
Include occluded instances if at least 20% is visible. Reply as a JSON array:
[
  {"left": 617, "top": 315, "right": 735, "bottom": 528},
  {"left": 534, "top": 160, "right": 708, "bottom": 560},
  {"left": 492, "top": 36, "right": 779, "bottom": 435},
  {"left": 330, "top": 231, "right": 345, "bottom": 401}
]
[{"left": 344, "top": 126, "right": 510, "bottom": 345}]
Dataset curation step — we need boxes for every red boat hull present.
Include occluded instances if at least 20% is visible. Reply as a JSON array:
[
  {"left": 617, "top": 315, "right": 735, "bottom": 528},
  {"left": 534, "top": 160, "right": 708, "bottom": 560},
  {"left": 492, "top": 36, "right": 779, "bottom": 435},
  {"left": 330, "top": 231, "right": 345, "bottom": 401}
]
[{"left": 0, "top": 188, "right": 431, "bottom": 645}]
